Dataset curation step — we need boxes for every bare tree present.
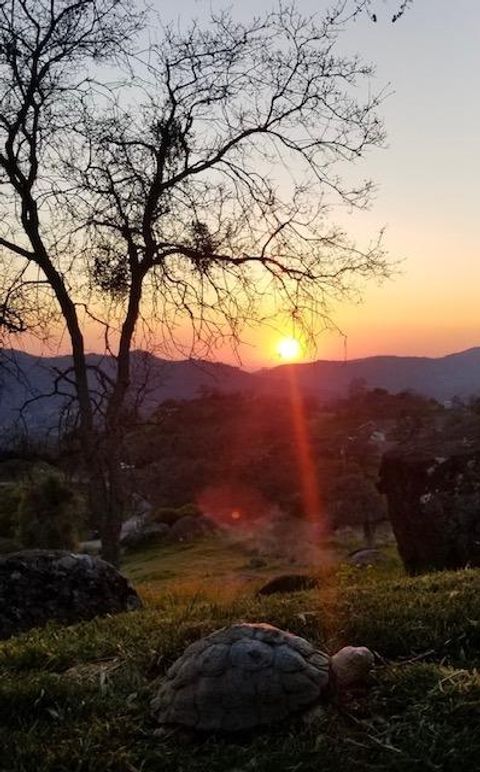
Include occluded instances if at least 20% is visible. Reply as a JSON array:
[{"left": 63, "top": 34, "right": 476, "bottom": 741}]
[
  {"left": 0, "top": 0, "right": 391, "bottom": 564},
  {"left": 361, "top": 0, "right": 413, "bottom": 22}
]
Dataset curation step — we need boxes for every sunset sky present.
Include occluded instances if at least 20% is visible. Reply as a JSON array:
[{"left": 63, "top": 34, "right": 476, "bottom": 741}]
[
  {"left": 156, "top": 0, "right": 478, "bottom": 368},
  {"left": 23, "top": 1, "right": 479, "bottom": 369}
]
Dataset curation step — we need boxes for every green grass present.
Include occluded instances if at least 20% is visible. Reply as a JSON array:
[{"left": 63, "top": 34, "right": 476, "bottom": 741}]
[{"left": 1, "top": 534, "right": 480, "bottom": 771}]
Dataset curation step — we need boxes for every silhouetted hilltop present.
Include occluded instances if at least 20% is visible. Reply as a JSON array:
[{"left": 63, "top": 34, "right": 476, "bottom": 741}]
[
  {"left": 0, "top": 350, "right": 255, "bottom": 435},
  {"left": 2, "top": 346, "right": 480, "bottom": 435},
  {"left": 258, "top": 348, "right": 480, "bottom": 402}
]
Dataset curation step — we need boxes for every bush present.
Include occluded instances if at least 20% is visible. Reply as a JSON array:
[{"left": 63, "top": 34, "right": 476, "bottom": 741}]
[{"left": 15, "top": 474, "right": 83, "bottom": 551}]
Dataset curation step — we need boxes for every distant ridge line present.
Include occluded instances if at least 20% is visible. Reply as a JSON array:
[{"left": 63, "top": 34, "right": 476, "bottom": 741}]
[{"left": 2, "top": 346, "right": 480, "bottom": 434}]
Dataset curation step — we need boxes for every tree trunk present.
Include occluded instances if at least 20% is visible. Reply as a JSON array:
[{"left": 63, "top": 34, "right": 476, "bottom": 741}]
[
  {"left": 100, "top": 512, "right": 122, "bottom": 567},
  {"left": 87, "top": 436, "right": 126, "bottom": 568},
  {"left": 98, "top": 272, "right": 144, "bottom": 566}
]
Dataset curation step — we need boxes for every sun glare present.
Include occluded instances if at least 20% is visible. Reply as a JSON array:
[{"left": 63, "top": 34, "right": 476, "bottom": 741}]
[{"left": 277, "top": 337, "right": 302, "bottom": 361}]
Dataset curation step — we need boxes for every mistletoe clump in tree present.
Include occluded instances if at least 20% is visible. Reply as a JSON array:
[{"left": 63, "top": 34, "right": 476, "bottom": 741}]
[{"left": 0, "top": 0, "right": 390, "bottom": 564}]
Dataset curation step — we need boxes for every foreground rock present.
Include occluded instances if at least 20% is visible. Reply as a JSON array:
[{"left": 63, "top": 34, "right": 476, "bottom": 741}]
[
  {"left": 347, "top": 549, "right": 388, "bottom": 568},
  {"left": 256, "top": 574, "right": 319, "bottom": 596},
  {"left": 0, "top": 550, "right": 142, "bottom": 640},
  {"left": 120, "top": 522, "right": 170, "bottom": 551},
  {"left": 379, "top": 432, "right": 480, "bottom": 573}
]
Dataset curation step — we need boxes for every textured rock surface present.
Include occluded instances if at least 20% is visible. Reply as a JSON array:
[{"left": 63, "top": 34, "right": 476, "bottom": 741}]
[
  {"left": 256, "top": 574, "right": 319, "bottom": 596},
  {"left": 151, "top": 623, "right": 330, "bottom": 732},
  {"left": 120, "top": 522, "right": 170, "bottom": 550},
  {"left": 379, "top": 438, "right": 480, "bottom": 573},
  {"left": 347, "top": 549, "right": 387, "bottom": 568},
  {"left": 0, "top": 549, "right": 142, "bottom": 639}
]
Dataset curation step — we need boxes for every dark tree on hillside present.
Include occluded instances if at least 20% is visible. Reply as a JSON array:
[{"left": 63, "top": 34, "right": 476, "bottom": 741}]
[
  {"left": 329, "top": 472, "right": 387, "bottom": 546},
  {"left": 0, "top": 0, "right": 390, "bottom": 564}
]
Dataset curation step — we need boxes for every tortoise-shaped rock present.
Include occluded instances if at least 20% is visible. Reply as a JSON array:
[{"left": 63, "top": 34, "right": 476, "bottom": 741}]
[{"left": 151, "top": 623, "right": 373, "bottom": 732}]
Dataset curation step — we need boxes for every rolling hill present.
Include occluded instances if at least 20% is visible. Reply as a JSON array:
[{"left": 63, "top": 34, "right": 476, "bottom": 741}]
[
  {"left": 2, "top": 346, "right": 480, "bottom": 436},
  {"left": 259, "top": 348, "right": 480, "bottom": 403}
]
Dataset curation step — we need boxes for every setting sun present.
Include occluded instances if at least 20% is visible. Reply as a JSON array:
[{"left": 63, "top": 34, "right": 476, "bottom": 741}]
[{"left": 277, "top": 337, "right": 302, "bottom": 361}]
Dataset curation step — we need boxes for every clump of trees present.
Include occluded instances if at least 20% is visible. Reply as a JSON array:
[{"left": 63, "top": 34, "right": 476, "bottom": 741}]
[
  {"left": 127, "top": 391, "right": 394, "bottom": 542},
  {"left": 0, "top": 0, "right": 391, "bottom": 562}
]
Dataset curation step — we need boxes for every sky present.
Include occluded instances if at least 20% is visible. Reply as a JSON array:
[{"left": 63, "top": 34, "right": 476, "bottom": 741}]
[
  {"left": 144, "top": 0, "right": 479, "bottom": 368},
  {"left": 20, "top": 0, "right": 480, "bottom": 369}
]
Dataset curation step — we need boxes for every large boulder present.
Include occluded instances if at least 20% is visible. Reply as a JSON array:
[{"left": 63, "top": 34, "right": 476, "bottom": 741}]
[
  {"left": 378, "top": 433, "right": 480, "bottom": 574},
  {"left": 121, "top": 522, "right": 170, "bottom": 551},
  {"left": 0, "top": 549, "right": 142, "bottom": 640},
  {"left": 347, "top": 548, "right": 388, "bottom": 568},
  {"left": 120, "top": 514, "right": 148, "bottom": 540},
  {"left": 170, "top": 514, "right": 215, "bottom": 542}
]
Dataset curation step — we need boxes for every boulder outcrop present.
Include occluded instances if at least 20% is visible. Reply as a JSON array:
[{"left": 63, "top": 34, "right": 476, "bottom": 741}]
[
  {"left": 379, "top": 435, "right": 480, "bottom": 573},
  {"left": 0, "top": 549, "right": 142, "bottom": 639}
]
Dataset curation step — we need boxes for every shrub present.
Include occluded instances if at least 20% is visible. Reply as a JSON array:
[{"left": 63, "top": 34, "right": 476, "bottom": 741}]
[{"left": 15, "top": 473, "right": 84, "bottom": 550}]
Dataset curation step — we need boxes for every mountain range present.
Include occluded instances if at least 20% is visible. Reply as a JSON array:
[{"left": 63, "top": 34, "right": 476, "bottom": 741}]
[{"left": 2, "top": 346, "right": 480, "bottom": 436}]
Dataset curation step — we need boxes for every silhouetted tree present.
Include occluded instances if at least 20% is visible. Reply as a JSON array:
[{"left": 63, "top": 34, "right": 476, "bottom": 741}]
[
  {"left": 329, "top": 472, "right": 387, "bottom": 546},
  {"left": 362, "top": 0, "right": 413, "bottom": 22},
  {"left": 0, "top": 0, "right": 390, "bottom": 563}
]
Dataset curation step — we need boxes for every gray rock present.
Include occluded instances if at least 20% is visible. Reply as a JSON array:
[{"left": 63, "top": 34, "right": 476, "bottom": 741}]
[
  {"left": 120, "top": 514, "right": 148, "bottom": 539},
  {"left": 120, "top": 522, "right": 170, "bottom": 550},
  {"left": 0, "top": 549, "right": 142, "bottom": 640},
  {"left": 379, "top": 436, "right": 480, "bottom": 573},
  {"left": 347, "top": 549, "right": 387, "bottom": 567}
]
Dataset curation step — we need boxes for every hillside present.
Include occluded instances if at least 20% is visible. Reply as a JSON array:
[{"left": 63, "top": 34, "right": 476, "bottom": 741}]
[
  {"left": 0, "top": 350, "right": 255, "bottom": 435},
  {"left": 259, "top": 347, "right": 480, "bottom": 402},
  {"left": 2, "top": 347, "right": 480, "bottom": 435},
  {"left": 1, "top": 535, "right": 479, "bottom": 771}
]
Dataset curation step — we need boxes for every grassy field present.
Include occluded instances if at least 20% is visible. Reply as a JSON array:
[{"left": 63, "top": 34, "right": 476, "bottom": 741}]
[{"left": 1, "top": 534, "right": 480, "bottom": 771}]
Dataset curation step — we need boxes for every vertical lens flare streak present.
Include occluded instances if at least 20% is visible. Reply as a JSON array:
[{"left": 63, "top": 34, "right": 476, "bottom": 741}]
[{"left": 286, "top": 366, "right": 322, "bottom": 526}]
